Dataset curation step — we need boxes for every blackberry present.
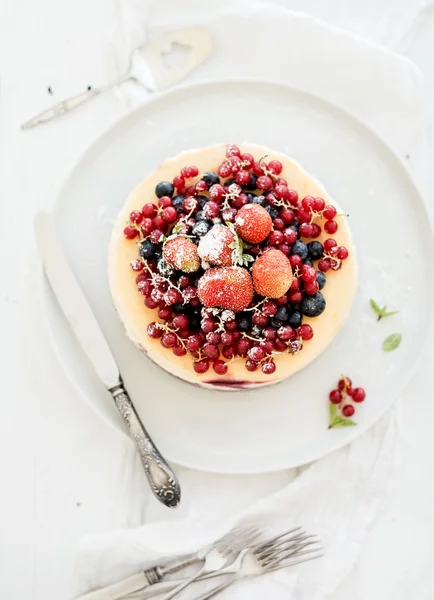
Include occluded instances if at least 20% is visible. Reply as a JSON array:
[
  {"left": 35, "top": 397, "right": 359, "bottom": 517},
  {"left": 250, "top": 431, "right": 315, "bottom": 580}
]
[
  {"left": 202, "top": 172, "right": 220, "bottom": 186},
  {"left": 196, "top": 195, "right": 208, "bottom": 209},
  {"left": 139, "top": 239, "right": 156, "bottom": 259},
  {"left": 157, "top": 257, "right": 174, "bottom": 276},
  {"left": 155, "top": 181, "right": 174, "bottom": 198},
  {"left": 192, "top": 221, "right": 211, "bottom": 237},
  {"left": 243, "top": 173, "right": 258, "bottom": 191},
  {"left": 275, "top": 306, "right": 289, "bottom": 322},
  {"left": 265, "top": 205, "right": 279, "bottom": 219},
  {"left": 237, "top": 315, "right": 251, "bottom": 331},
  {"left": 271, "top": 318, "right": 283, "bottom": 329},
  {"left": 291, "top": 241, "right": 308, "bottom": 259},
  {"left": 252, "top": 195, "right": 267, "bottom": 207},
  {"left": 172, "top": 303, "right": 186, "bottom": 314},
  {"left": 300, "top": 292, "right": 326, "bottom": 317},
  {"left": 288, "top": 310, "right": 302, "bottom": 329},
  {"left": 308, "top": 241, "right": 324, "bottom": 260},
  {"left": 172, "top": 195, "right": 185, "bottom": 213},
  {"left": 316, "top": 272, "right": 326, "bottom": 290}
]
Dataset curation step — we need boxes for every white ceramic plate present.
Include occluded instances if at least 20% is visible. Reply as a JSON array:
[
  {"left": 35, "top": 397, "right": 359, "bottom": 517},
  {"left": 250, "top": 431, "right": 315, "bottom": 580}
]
[{"left": 46, "top": 79, "right": 434, "bottom": 473}]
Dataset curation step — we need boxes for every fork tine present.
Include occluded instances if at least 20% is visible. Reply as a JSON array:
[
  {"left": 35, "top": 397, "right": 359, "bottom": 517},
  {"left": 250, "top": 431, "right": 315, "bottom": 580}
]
[
  {"left": 254, "top": 526, "right": 303, "bottom": 551},
  {"left": 264, "top": 542, "right": 323, "bottom": 568},
  {"left": 267, "top": 551, "right": 324, "bottom": 573},
  {"left": 255, "top": 531, "right": 313, "bottom": 561},
  {"left": 216, "top": 524, "right": 261, "bottom": 553}
]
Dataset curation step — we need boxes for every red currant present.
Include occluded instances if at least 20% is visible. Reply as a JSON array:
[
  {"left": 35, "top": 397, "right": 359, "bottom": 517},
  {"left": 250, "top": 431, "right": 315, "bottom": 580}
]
[
  {"left": 173, "top": 314, "right": 189, "bottom": 330},
  {"left": 301, "top": 196, "right": 315, "bottom": 211},
  {"left": 289, "top": 291, "right": 303, "bottom": 304},
  {"left": 247, "top": 346, "right": 265, "bottom": 362},
  {"left": 147, "top": 322, "right": 163, "bottom": 339},
  {"left": 276, "top": 294, "right": 289, "bottom": 306},
  {"left": 304, "top": 281, "right": 319, "bottom": 295},
  {"left": 322, "top": 205, "right": 337, "bottom": 220},
  {"left": 159, "top": 196, "right": 173, "bottom": 208},
  {"left": 194, "top": 359, "right": 210, "bottom": 374},
  {"left": 287, "top": 189, "right": 299, "bottom": 206},
  {"left": 278, "top": 243, "right": 290, "bottom": 256},
  {"left": 161, "top": 332, "right": 177, "bottom": 348},
  {"left": 298, "top": 324, "right": 313, "bottom": 340},
  {"left": 173, "top": 344, "right": 187, "bottom": 357},
  {"left": 235, "top": 170, "right": 251, "bottom": 186},
  {"left": 268, "top": 160, "right": 283, "bottom": 175},
  {"left": 140, "top": 218, "right": 153, "bottom": 236},
  {"left": 220, "top": 332, "right": 234, "bottom": 346},
  {"left": 202, "top": 343, "right": 220, "bottom": 360},
  {"left": 338, "top": 377, "right": 352, "bottom": 391},
  {"left": 130, "top": 210, "right": 143, "bottom": 224},
  {"left": 142, "top": 203, "right": 157, "bottom": 218},
  {"left": 324, "top": 220, "right": 338, "bottom": 234},
  {"left": 164, "top": 288, "right": 182, "bottom": 305},
  {"left": 284, "top": 228, "right": 298, "bottom": 245},
  {"left": 209, "top": 184, "right": 226, "bottom": 202},
  {"left": 245, "top": 359, "right": 258, "bottom": 372},
  {"left": 203, "top": 201, "right": 220, "bottom": 219},
  {"left": 274, "top": 185, "right": 290, "bottom": 200},
  {"left": 313, "top": 197, "right": 325, "bottom": 212},
  {"left": 222, "top": 345, "right": 235, "bottom": 359},
  {"left": 158, "top": 306, "right": 173, "bottom": 320},
  {"left": 274, "top": 339, "right": 288, "bottom": 352},
  {"left": 318, "top": 258, "right": 331, "bottom": 272},
  {"left": 162, "top": 206, "right": 177, "bottom": 223},
  {"left": 351, "top": 388, "right": 366, "bottom": 403},
  {"left": 187, "top": 334, "right": 201, "bottom": 351},
  {"left": 329, "top": 390, "right": 342, "bottom": 404},
  {"left": 201, "top": 318, "right": 216, "bottom": 333},
  {"left": 263, "top": 301, "right": 278, "bottom": 317},
  {"left": 252, "top": 312, "right": 269, "bottom": 326},
  {"left": 337, "top": 246, "right": 349, "bottom": 260},
  {"left": 256, "top": 175, "right": 273, "bottom": 191},
  {"left": 280, "top": 209, "right": 295, "bottom": 224},
  {"left": 311, "top": 223, "right": 322, "bottom": 238},
  {"left": 239, "top": 152, "right": 253, "bottom": 167},
  {"left": 213, "top": 360, "right": 228, "bottom": 375},
  {"left": 123, "top": 226, "right": 138, "bottom": 239},
  {"left": 269, "top": 230, "right": 284, "bottom": 245},
  {"left": 273, "top": 218, "right": 285, "bottom": 231},
  {"left": 226, "top": 145, "right": 241, "bottom": 158},
  {"left": 173, "top": 175, "right": 185, "bottom": 189},
  {"left": 261, "top": 361, "right": 276, "bottom": 375},
  {"left": 237, "top": 338, "right": 251, "bottom": 357},
  {"left": 277, "top": 325, "right": 295, "bottom": 341},
  {"left": 289, "top": 255, "right": 303, "bottom": 269},
  {"left": 299, "top": 223, "right": 314, "bottom": 238},
  {"left": 342, "top": 404, "right": 355, "bottom": 418}
]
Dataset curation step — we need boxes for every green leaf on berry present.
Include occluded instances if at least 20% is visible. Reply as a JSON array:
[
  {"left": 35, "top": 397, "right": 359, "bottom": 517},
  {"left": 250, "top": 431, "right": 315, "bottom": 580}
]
[
  {"left": 382, "top": 333, "right": 402, "bottom": 352},
  {"left": 370, "top": 298, "right": 398, "bottom": 321},
  {"left": 329, "top": 403, "right": 357, "bottom": 429},
  {"left": 171, "top": 221, "right": 184, "bottom": 234},
  {"left": 227, "top": 223, "right": 253, "bottom": 267}
]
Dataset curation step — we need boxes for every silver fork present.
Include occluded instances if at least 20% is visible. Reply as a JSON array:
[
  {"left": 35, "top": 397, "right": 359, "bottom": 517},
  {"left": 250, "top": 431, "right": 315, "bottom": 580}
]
[
  {"left": 189, "top": 530, "right": 323, "bottom": 600},
  {"left": 156, "top": 525, "right": 262, "bottom": 600},
  {"left": 125, "top": 528, "right": 320, "bottom": 600}
]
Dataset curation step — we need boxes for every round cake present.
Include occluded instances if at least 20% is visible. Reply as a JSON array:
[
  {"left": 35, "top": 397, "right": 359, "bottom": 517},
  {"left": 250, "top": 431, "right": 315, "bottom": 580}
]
[{"left": 109, "top": 143, "right": 357, "bottom": 390}]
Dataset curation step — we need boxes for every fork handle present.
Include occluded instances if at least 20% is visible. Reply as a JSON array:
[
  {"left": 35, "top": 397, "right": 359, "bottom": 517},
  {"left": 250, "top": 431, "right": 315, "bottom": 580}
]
[
  {"left": 159, "top": 564, "right": 207, "bottom": 600},
  {"left": 74, "top": 573, "right": 149, "bottom": 600},
  {"left": 191, "top": 576, "right": 237, "bottom": 600}
]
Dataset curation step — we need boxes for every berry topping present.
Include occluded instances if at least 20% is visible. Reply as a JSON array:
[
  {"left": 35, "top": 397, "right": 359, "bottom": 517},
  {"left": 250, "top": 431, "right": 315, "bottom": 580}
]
[
  {"left": 163, "top": 237, "right": 200, "bottom": 273},
  {"left": 155, "top": 181, "right": 174, "bottom": 198},
  {"left": 198, "top": 224, "right": 235, "bottom": 267},
  {"left": 300, "top": 292, "right": 326, "bottom": 317},
  {"left": 251, "top": 249, "right": 292, "bottom": 298},
  {"left": 197, "top": 266, "right": 254, "bottom": 312},
  {"left": 235, "top": 204, "right": 272, "bottom": 244}
]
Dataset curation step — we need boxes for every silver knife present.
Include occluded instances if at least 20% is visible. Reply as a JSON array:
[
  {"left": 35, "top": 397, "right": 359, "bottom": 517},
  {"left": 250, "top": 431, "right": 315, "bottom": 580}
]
[{"left": 34, "top": 211, "right": 181, "bottom": 508}]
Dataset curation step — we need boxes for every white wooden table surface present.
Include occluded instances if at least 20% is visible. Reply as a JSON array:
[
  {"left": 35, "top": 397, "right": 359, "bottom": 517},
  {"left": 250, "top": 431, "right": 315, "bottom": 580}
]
[{"left": 1, "top": 0, "right": 434, "bottom": 598}]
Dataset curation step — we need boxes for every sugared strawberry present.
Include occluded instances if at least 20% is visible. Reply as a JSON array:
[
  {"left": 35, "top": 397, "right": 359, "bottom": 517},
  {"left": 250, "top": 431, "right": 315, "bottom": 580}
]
[
  {"left": 252, "top": 249, "right": 292, "bottom": 298},
  {"left": 198, "top": 225, "right": 235, "bottom": 267},
  {"left": 163, "top": 236, "right": 200, "bottom": 273},
  {"left": 235, "top": 204, "right": 272, "bottom": 243},
  {"left": 197, "top": 267, "right": 254, "bottom": 312}
]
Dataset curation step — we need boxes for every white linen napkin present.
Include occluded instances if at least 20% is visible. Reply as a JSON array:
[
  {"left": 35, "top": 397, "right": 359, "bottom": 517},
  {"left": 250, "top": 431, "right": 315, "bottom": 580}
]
[{"left": 74, "top": 3, "right": 423, "bottom": 598}]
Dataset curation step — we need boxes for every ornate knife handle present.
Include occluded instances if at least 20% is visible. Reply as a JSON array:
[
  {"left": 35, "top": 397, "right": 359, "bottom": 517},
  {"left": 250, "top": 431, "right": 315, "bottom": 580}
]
[{"left": 109, "top": 379, "right": 181, "bottom": 508}]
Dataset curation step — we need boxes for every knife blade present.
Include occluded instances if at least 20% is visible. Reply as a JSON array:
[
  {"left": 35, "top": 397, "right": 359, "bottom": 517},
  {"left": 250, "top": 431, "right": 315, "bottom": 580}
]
[{"left": 34, "top": 212, "right": 181, "bottom": 508}]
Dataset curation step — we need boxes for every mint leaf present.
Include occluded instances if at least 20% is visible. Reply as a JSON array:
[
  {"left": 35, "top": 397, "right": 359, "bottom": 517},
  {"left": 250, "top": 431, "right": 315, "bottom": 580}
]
[
  {"left": 329, "top": 403, "right": 357, "bottom": 428},
  {"left": 370, "top": 298, "right": 381, "bottom": 315},
  {"left": 383, "top": 333, "right": 402, "bottom": 352},
  {"left": 370, "top": 299, "right": 398, "bottom": 321}
]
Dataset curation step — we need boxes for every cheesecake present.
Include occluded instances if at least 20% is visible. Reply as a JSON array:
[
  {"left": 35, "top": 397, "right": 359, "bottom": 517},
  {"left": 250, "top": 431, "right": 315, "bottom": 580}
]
[{"left": 109, "top": 143, "right": 357, "bottom": 390}]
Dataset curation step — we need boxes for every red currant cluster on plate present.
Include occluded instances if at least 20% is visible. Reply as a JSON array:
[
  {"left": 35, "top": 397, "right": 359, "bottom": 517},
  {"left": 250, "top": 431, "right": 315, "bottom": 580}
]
[{"left": 123, "top": 145, "right": 350, "bottom": 377}]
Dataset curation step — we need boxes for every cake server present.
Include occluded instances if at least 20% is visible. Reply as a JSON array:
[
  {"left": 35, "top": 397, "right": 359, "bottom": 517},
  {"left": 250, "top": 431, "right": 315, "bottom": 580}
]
[
  {"left": 34, "top": 211, "right": 181, "bottom": 508},
  {"left": 22, "top": 26, "right": 213, "bottom": 129}
]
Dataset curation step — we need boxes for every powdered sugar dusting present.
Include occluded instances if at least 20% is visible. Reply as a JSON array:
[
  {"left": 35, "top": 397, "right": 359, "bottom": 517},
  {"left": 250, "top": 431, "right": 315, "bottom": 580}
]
[{"left": 197, "top": 225, "right": 235, "bottom": 267}]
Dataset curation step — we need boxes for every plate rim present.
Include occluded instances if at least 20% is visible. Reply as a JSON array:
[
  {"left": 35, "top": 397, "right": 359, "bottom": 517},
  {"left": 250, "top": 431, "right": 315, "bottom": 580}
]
[{"left": 45, "top": 76, "right": 434, "bottom": 473}]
